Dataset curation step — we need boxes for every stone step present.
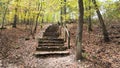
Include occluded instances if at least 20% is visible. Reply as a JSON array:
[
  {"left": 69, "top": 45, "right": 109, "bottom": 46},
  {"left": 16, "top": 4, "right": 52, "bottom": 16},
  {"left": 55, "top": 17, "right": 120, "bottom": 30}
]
[
  {"left": 38, "top": 38, "right": 64, "bottom": 41},
  {"left": 43, "top": 32, "right": 59, "bottom": 36},
  {"left": 39, "top": 41, "right": 64, "bottom": 44},
  {"left": 43, "top": 34, "right": 59, "bottom": 37},
  {"left": 36, "top": 46, "right": 67, "bottom": 51},
  {"left": 38, "top": 44, "right": 64, "bottom": 47},
  {"left": 43, "top": 36, "right": 60, "bottom": 38},
  {"left": 38, "top": 40, "right": 64, "bottom": 43},
  {"left": 39, "top": 40, "right": 64, "bottom": 43},
  {"left": 34, "top": 51, "right": 70, "bottom": 56}
]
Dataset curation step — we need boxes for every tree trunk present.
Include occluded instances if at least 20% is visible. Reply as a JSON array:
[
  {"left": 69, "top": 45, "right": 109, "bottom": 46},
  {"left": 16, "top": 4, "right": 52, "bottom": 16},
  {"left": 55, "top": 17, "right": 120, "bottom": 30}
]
[
  {"left": 1, "top": 8, "right": 7, "bottom": 29},
  {"left": 12, "top": 2, "right": 18, "bottom": 28},
  {"left": 1, "top": 0, "right": 10, "bottom": 29},
  {"left": 92, "top": 0, "right": 110, "bottom": 42},
  {"left": 34, "top": 13, "right": 39, "bottom": 33},
  {"left": 33, "top": 1, "right": 42, "bottom": 33},
  {"left": 76, "top": 0, "right": 84, "bottom": 60},
  {"left": 13, "top": 12, "right": 17, "bottom": 28},
  {"left": 64, "top": 0, "right": 66, "bottom": 23},
  {"left": 60, "top": 1, "right": 63, "bottom": 25},
  {"left": 24, "top": 10, "right": 27, "bottom": 24},
  {"left": 42, "top": 15, "right": 44, "bottom": 23},
  {"left": 88, "top": 0, "right": 92, "bottom": 31}
]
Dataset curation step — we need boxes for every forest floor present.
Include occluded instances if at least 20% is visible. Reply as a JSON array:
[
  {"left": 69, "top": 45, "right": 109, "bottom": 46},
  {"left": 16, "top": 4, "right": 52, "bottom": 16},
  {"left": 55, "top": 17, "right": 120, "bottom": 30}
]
[{"left": 0, "top": 22, "right": 120, "bottom": 68}]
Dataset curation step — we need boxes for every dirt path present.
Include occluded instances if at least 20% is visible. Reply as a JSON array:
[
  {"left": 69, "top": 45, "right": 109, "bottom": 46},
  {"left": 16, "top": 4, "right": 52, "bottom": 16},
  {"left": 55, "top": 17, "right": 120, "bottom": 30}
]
[
  {"left": 2, "top": 24, "right": 85, "bottom": 68},
  {"left": 2, "top": 23, "right": 119, "bottom": 68},
  {"left": 7, "top": 40, "right": 76, "bottom": 68}
]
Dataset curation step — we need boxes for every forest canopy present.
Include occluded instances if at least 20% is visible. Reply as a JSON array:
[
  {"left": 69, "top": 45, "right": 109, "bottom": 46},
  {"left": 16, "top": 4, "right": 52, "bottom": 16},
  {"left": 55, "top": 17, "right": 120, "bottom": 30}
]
[{"left": 0, "top": 0, "right": 119, "bottom": 26}]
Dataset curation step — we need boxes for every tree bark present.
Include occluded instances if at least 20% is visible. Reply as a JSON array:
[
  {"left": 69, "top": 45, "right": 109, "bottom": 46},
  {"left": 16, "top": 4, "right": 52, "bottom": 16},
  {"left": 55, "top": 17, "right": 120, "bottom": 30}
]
[
  {"left": 1, "top": 0, "right": 10, "bottom": 29},
  {"left": 34, "top": 13, "right": 39, "bottom": 33},
  {"left": 33, "top": 0, "right": 42, "bottom": 33},
  {"left": 64, "top": 0, "right": 66, "bottom": 23},
  {"left": 92, "top": 0, "right": 110, "bottom": 42},
  {"left": 76, "top": 0, "right": 84, "bottom": 60},
  {"left": 88, "top": 0, "right": 92, "bottom": 31},
  {"left": 13, "top": 10, "right": 17, "bottom": 28},
  {"left": 60, "top": 0, "right": 63, "bottom": 25},
  {"left": 1, "top": 7, "right": 7, "bottom": 29},
  {"left": 12, "top": 0, "right": 18, "bottom": 28}
]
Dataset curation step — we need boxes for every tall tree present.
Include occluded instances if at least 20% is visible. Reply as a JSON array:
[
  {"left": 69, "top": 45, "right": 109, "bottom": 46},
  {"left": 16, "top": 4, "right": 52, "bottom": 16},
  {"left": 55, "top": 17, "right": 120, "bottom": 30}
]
[
  {"left": 12, "top": 0, "right": 19, "bottom": 28},
  {"left": 33, "top": 1, "right": 41, "bottom": 33},
  {"left": 60, "top": 0, "right": 63, "bottom": 24},
  {"left": 64, "top": 0, "right": 66, "bottom": 23},
  {"left": 1, "top": 0, "right": 10, "bottom": 29},
  {"left": 76, "top": 0, "right": 84, "bottom": 60},
  {"left": 92, "top": 0, "right": 110, "bottom": 42},
  {"left": 88, "top": 0, "right": 92, "bottom": 31}
]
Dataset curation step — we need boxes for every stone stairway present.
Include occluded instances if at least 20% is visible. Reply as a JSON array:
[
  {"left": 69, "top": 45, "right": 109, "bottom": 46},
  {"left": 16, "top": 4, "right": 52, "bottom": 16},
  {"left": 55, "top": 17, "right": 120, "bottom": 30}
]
[{"left": 34, "top": 24, "right": 70, "bottom": 56}]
